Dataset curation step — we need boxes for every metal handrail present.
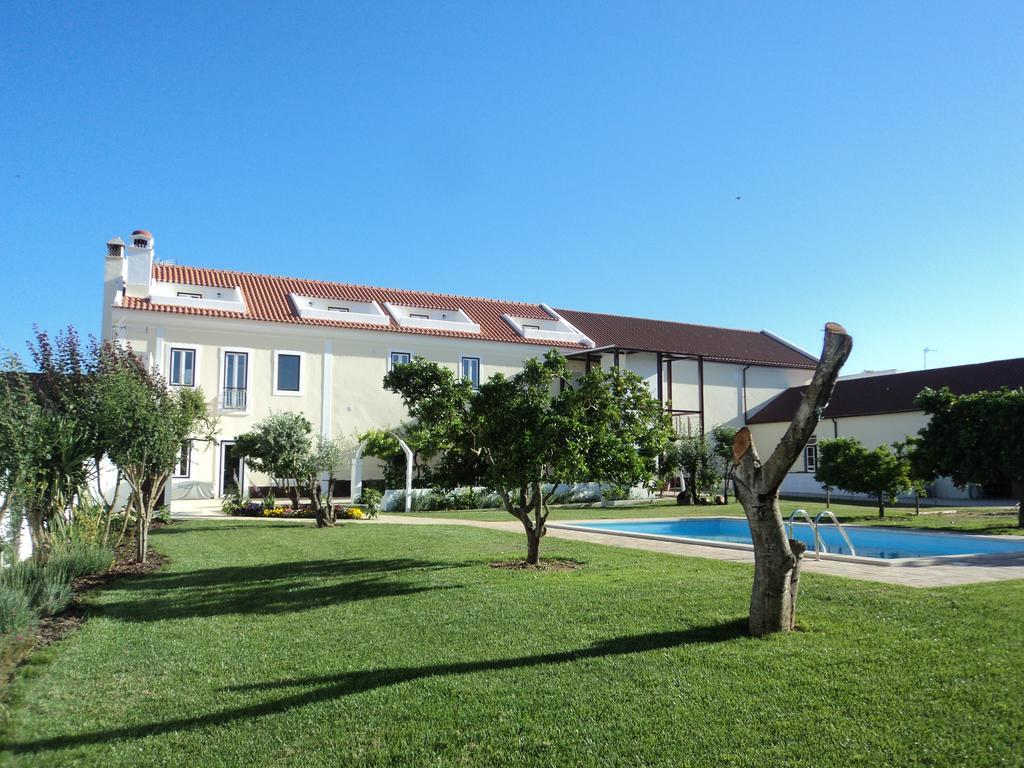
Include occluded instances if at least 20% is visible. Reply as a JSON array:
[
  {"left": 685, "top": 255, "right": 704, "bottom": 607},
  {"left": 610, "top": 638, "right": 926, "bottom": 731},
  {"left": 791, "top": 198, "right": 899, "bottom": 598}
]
[
  {"left": 787, "top": 508, "right": 822, "bottom": 559},
  {"left": 814, "top": 510, "right": 857, "bottom": 558},
  {"left": 222, "top": 387, "right": 247, "bottom": 410}
]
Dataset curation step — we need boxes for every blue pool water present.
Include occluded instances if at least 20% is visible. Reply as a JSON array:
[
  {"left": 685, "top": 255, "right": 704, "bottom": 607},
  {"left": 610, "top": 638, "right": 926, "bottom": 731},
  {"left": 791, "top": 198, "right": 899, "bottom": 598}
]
[{"left": 561, "top": 517, "right": 1024, "bottom": 560}]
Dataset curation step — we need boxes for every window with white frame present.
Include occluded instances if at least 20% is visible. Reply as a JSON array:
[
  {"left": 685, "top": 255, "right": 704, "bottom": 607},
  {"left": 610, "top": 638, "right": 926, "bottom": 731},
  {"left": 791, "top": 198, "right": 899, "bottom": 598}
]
[
  {"left": 223, "top": 351, "right": 248, "bottom": 410},
  {"left": 461, "top": 356, "right": 480, "bottom": 390},
  {"left": 804, "top": 436, "right": 818, "bottom": 473},
  {"left": 390, "top": 351, "right": 412, "bottom": 369},
  {"left": 522, "top": 324, "right": 541, "bottom": 331},
  {"left": 176, "top": 291, "right": 203, "bottom": 299},
  {"left": 327, "top": 306, "right": 350, "bottom": 312},
  {"left": 274, "top": 352, "right": 302, "bottom": 394},
  {"left": 169, "top": 348, "right": 196, "bottom": 387},
  {"left": 173, "top": 441, "right": 191, "bottom": 477}
]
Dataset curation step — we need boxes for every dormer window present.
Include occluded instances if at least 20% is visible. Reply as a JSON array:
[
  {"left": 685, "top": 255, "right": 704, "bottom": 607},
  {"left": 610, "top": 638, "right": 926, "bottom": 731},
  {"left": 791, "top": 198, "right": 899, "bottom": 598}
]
[
  {"left": 503, "top": 306, "right": 594, "bottom": 347},
  {"left": 150, "top": 282, "right": 247, "bottom": 313},
  {"left": 177, "top": 291, "right": 203, "bottom": 299},
  {"left": 289, "top": 294, "right": 388, "bottom": 325},
  {"left": 383, "top": 303, "right": 481, "bottom": 334}
]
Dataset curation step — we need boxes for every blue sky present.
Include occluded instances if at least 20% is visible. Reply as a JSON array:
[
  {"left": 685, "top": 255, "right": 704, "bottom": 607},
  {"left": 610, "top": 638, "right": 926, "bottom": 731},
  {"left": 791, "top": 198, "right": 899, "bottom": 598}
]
[{"left": 1, "top": 1, "right": 1021, "bottom": 373}]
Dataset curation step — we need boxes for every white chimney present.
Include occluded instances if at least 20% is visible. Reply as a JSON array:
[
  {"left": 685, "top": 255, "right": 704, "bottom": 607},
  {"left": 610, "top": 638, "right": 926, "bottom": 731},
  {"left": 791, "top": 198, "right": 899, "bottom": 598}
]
[{"left": 123, "top": 229, "right": 154, "bottom": 298}]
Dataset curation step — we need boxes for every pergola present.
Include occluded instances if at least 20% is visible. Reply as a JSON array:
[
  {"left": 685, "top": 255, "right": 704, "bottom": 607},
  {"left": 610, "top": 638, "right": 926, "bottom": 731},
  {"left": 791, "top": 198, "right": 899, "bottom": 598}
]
[{"left": 564, "top": 345, "right": 706, "bottom": 434}]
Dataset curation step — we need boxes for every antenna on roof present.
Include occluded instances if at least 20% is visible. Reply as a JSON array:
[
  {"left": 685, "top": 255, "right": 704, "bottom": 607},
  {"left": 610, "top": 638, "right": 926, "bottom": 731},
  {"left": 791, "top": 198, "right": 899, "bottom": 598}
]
[{"left": 923, "top": 347, "right": 938, "bottom": 369}]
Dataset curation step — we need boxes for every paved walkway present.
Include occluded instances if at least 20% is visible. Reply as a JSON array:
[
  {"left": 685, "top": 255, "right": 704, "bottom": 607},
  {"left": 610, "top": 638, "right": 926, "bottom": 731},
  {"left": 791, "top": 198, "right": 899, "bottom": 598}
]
[{"left": 374, "top": 514, "right": 1024, "bottom": 588}]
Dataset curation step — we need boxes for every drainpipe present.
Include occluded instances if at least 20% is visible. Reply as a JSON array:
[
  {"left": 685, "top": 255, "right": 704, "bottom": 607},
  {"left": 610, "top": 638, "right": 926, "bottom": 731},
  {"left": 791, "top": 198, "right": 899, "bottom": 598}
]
[
  {"left": 831, "top": 418, "right": 839, "bottom": 438},
  {"left": 741, "top": 365, "right": 751, "bottom": 424}
]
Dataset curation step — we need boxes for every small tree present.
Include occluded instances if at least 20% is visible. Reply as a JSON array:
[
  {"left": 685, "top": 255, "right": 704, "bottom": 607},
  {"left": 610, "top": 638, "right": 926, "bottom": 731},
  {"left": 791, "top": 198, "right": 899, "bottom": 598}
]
[
  {"left": 912, "top": 386, "right": 1024, "bottom": 528},
  {"left": 732, "top": 323, "right": 852, "bottom": 636},
  {"left": 235, "top": 412, "right": 345, "bottom": 528},
  {"left": 711, "top": 425, "right": 738, "bottom": 502},
  {"left": 816, "top": 438, "right": 911, "bottom": 517},
  {"left": 93, "top": 343, "right": 213, "bottom": 562},
  {"left": 673, "top": 424, "right": 720, "bottom": 504},
  {"left": 385, "top": 351, "right": 671, "bottom": 564}
]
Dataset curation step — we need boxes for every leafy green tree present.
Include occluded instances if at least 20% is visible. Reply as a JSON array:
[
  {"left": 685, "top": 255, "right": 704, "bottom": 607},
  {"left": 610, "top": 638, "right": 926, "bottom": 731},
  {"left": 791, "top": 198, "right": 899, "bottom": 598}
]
[
  {"left": 385, "top": 351, "right": 671, "bottom": 564},
  {"left": 673, "top": 424, "right": 720, "bottom": 504},
  {"left": 711, "top": 425, "right": 738, "bottom": 502},
  {"left": 912, "top": 386, "right": 1024, "bottom": 527},
  {"left": 815, "top": 437, "right": 911, "bottom": 517},
  {"left": 235, "top": 412, "right": 346, "bottom": 528},
  {"left": 93, "top": 342, "right": 214, "bottom": 561}
]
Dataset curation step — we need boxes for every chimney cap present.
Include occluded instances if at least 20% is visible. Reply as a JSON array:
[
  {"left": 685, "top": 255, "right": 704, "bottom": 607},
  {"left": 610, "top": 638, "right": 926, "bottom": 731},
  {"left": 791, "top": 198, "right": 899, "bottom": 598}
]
[
  {"left": 131, "top": 229, "right": 153, "bottom": 238},
  {"left": 107, "top": 236, "right": 125, "bottom": 245}
]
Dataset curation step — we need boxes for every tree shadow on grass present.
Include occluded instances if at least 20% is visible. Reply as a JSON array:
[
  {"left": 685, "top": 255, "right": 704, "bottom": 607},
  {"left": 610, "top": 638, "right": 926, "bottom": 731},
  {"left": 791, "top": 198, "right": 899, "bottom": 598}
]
[
  {"left": 99, "top": 557, "right": 472, "bottom": 622},
  {"left": 6, "top": 619, "right": 748, "bottom": 755}
]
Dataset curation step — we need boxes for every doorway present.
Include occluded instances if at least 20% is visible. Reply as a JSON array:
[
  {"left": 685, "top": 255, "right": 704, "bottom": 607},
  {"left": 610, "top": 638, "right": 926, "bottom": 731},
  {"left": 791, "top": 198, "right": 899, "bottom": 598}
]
[{"left": 220, "top": 441, "right": 244, "bottom": 497}]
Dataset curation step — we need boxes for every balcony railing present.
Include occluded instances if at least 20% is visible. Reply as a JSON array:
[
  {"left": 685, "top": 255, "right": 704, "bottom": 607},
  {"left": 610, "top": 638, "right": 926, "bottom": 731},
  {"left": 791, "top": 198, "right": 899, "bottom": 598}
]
[{"left": 222, "top": 387, "right": 247, "bottom": 411}]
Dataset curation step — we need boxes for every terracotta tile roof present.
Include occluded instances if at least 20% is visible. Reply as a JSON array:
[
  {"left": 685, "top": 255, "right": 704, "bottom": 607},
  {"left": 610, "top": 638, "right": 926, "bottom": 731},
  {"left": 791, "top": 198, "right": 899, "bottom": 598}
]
[
  {"left": 747, "top": 357, "right": 1024, "bottom": 424},
  {"left": 116, "top": 263, "right": 817, "bottom": 367},
  {"left": 122, "top": 264, "right": 568, "bottom": 347},
  {"left": 555, "top": 308, "right": 819, "bottom": 369}
]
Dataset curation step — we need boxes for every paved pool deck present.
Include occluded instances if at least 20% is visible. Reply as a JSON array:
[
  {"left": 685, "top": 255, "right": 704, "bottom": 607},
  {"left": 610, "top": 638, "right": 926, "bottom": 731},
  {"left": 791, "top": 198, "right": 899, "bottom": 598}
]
[{"left": 374, "top": 514, "right": 1024, "bottom": 588}]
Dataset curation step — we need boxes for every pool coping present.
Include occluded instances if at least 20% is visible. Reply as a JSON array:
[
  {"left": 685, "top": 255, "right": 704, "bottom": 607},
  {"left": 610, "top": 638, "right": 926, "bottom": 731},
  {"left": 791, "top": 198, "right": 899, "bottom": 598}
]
[{"left": 548, "top": 516, "right": 1024, "bottom": 568}]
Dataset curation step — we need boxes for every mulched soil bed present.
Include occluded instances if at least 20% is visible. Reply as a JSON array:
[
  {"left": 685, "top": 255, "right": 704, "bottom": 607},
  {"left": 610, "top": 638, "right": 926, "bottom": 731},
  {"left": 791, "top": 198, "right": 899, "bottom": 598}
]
[
  {"left": 34, "top": 537, "right": 170, "bottom": 649},
  {"left": 488, "top": 558, "right": 584, "bottom": 572}
]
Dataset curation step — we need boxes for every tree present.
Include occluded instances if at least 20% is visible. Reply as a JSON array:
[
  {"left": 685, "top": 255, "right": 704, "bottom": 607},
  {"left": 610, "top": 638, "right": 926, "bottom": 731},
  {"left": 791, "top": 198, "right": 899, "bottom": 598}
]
[
  {"left": 711, "top": 425, "right": 739, "bottom": 502},
  {"left": 235, "top": 412, "right": 346, "bottom": 528},
  {"left": 93, "top": 342, "right": 213, "bottom": 562},
  {"left": 815, "top": 438, "right": 911, "bottom": 517},
  {"left": 385, "top": 351, "right": 671, "bottom": 564},
  {"left": 732, "top": 323, "right": 852, "bottom": 636},
  {"left": 912, "top": 386, "right": 1024, "bottom": 528},
  {"left": 673, "top": 424, "right": 720, "bottom": 504}
]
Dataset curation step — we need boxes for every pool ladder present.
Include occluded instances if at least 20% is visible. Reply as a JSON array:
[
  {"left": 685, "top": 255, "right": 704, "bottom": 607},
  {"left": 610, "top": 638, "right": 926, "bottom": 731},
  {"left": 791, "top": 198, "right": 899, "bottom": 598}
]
[{"left": 786, "top": 509, "right": 857, "bottom": 560}]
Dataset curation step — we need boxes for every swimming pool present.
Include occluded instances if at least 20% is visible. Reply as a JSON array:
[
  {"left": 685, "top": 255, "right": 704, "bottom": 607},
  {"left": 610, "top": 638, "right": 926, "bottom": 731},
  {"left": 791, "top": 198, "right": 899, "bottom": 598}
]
[{"left": 551, "top": 517, "right": 1024, "bottom": 561}]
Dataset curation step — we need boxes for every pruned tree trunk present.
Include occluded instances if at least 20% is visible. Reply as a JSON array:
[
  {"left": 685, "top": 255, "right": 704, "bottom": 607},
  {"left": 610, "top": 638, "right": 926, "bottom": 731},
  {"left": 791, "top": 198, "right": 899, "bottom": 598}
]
[
  {"left": 501, "top": 481, "right": 551, "bottom": 565},
  {"left": 732, "top": 323, "right": 852, "bottom": 636},
  {"left": 878, "top": 494, "right": 885, "bottom": 518}
]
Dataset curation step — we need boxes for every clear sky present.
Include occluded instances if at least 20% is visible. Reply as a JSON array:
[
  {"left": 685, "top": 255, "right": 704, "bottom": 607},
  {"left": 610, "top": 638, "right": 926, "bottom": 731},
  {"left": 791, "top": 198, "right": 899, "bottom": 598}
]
[{"left": 2, "top": 1, "right": 1021, "bottom": 374}]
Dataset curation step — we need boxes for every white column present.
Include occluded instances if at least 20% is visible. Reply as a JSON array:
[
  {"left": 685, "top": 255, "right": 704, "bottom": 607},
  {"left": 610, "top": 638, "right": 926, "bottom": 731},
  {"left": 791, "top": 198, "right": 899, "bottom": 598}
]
[{"left": 320, "top": 339, "right": 333, "bottom": 497}]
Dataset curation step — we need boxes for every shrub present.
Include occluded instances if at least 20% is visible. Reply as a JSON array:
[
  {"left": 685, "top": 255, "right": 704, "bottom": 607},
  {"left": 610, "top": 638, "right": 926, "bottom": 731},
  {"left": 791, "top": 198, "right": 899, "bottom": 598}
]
[
  {"left": 0, "top": 585, "right": 37, "bottom": 635},
  {"left": 0, "top": 560, "right": 73, "bottom": 617},
  {"left": 356, "top": 487, "right": 383, "bottom": 512},
  {"left": 49, "top": 540, "right": 116, "bottom": 579},
  {"left": 153, "top": 506, "right": 172, "bottom": 525},
  {"left": 601, "top": 484, "right": 631, "bottom": 503}
]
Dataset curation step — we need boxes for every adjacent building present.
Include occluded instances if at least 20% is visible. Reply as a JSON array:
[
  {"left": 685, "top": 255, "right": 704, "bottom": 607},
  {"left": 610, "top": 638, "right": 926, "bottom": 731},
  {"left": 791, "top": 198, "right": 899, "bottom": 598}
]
[{"left": 746, "top": 357, "right": 1024, "bottom": 502}]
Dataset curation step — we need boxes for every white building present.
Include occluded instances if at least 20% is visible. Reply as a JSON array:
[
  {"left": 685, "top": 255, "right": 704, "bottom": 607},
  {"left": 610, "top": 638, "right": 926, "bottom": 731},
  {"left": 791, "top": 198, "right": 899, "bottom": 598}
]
[
  {"left": 102, "top": 230, "right": 818, "bottom": 501},
  {"left": 746, "top": 358, "right": 1024, "bottom": 503}
]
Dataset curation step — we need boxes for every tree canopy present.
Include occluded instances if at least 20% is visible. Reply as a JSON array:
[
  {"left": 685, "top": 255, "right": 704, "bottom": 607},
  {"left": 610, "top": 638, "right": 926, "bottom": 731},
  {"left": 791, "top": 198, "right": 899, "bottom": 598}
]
[
  {"left": 815, "top": 437, "right": 911, "bottom": 517},
  {"left": 912, "top": 386, "right": 1024, "bottom": 527},
  {"left": 384, "top": 350, "right": 671, "bottom": 563}
]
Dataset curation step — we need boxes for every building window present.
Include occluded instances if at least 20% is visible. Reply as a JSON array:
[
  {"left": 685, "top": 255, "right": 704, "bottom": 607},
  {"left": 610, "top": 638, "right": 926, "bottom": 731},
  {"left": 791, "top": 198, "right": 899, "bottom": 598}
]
[
  {"left": 327, "top": 306, "right": 350, "bottom": 312},
  {"left": 223, "top": 351, "right": 248, "bottom": 410},
  {"left": 169, "top": 348, "right": 196, "bottom": 387},
  {"left": 390, "top": 351, "right": 412, "bottom": 369},
  {"left": 274, "top": 352, "right": 302, "bottom": 394},
  {"left": 461, "top": 356, "right": 480, "bottom": 390},
  {"left": 177, "top": 291, "right": 203, "bottom": 299},
  {"left": 174, "top": 441, "right": 191, "bottom": 478},
  {"left": 523, "top": 324, "right": 541, "bottom": 331},
  {"left": 409, "top": 313, "right": 429, "bottom": 320},
  {"left": 804, "top": 437, "right": 817, "bottom": 473}
]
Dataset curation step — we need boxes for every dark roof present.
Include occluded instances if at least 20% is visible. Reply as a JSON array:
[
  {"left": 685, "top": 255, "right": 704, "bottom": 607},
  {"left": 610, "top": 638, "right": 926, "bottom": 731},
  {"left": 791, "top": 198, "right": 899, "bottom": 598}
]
[
  {"left": 747, "top": 357, "right": 1024, "bottom": 424},
  {"left": 555, "top": 308, "right": 819, "bottom": 369}
]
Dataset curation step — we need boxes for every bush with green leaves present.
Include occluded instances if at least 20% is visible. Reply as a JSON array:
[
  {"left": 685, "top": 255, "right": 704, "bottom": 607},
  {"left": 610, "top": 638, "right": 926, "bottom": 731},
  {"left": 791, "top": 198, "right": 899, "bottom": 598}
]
[
  {"left": 0, "top": 560, "right": 73, "bottom": 617},
  {"left": 49, "top": 539, "right": 116, "bottom": 579},
  {"left": 356, "top": 487, "right": 383, "bottom": 511}
]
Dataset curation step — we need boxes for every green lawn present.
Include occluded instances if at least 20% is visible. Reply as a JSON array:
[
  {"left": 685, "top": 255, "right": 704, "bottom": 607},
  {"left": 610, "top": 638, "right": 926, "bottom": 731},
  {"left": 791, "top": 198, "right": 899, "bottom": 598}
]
[
  {"left": 404, "top": 498, "right": 1024, "bottom": 535},
  {"left": 2, "top": 519, "right": 1023, "bottom": 767}
]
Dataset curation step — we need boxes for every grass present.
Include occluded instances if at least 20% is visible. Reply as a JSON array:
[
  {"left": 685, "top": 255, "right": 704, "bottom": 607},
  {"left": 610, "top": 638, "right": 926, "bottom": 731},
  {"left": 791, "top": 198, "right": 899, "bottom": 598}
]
[
  {"left": 401, "top": 498, "right": 1024, "bottom": 534},
  {"left": 2, "top": 519, "right": 1023, "bottom": 767}
]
